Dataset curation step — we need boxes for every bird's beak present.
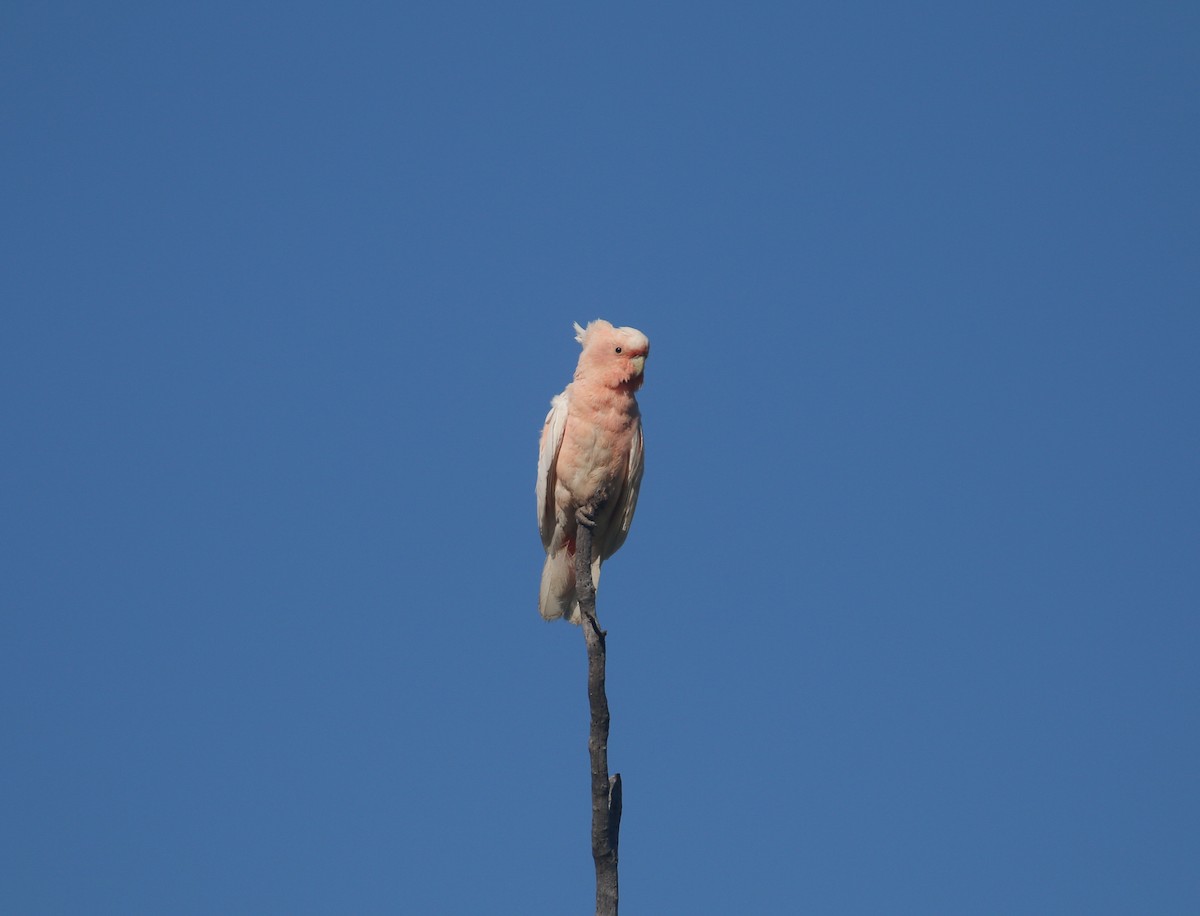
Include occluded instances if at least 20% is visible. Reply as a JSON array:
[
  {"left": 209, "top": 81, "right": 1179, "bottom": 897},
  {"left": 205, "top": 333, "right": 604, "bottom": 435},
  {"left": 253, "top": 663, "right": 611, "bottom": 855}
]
[{"left": 631, "top": 355, "right": 645, "bottom": 376}]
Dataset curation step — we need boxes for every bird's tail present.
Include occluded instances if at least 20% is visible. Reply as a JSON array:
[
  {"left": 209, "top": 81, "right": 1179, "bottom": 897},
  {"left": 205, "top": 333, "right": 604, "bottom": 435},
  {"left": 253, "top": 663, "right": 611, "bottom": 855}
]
[
  {"left": 539, "top": 551, "right": 602, "bottom": 625},
  {"left": 539, "top": 550, "right": 574, "bottom": 622}
]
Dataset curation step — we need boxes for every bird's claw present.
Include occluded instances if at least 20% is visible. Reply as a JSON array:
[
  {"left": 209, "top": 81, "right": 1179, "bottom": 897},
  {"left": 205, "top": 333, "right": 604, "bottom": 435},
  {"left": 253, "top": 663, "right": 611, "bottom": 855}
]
[{"left": 576, "top": 506, "right": 596, "bottom": 529}]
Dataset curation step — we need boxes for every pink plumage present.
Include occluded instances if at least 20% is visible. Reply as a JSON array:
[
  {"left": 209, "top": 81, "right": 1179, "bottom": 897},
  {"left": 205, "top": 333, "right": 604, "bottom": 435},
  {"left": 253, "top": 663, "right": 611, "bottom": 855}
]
[{"left": 536, "top": 319, "right": 649, "bottom": 623}]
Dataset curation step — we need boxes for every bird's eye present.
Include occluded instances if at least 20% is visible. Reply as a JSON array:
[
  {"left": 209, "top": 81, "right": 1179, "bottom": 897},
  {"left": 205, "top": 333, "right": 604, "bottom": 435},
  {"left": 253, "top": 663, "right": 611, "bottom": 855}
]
[{"left": 614, "top": 346, "right": 623, "bottom": 354}]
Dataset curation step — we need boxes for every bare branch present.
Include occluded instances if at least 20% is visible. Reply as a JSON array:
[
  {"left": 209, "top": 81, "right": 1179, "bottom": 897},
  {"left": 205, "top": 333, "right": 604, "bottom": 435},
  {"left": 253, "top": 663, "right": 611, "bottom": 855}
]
[{"left": 574, "top": 507, "right": 620, "bottom": 916}]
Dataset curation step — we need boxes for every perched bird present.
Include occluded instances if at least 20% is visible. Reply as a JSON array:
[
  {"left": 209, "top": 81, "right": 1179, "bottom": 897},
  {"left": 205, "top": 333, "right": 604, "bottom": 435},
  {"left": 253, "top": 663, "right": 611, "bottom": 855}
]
[{"left": 536, "top": 319, "right": 650, "bottom": 623}]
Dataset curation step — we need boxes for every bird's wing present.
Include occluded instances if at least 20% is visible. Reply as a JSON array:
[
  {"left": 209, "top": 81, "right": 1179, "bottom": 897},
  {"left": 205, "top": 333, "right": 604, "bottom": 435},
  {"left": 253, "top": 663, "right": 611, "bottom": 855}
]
[
  {"left": 536, "top": 393, "right": 569, "bottom": 550},
  {"left": 600, "top": 417, "right": 643, "bottom": 559}
]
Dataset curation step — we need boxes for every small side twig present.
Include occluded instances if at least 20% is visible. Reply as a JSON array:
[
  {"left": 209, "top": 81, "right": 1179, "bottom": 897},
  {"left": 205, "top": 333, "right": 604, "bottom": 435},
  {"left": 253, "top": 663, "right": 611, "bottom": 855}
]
[{"left": 574, "top": 505, "right": 620, "bottom": 916}]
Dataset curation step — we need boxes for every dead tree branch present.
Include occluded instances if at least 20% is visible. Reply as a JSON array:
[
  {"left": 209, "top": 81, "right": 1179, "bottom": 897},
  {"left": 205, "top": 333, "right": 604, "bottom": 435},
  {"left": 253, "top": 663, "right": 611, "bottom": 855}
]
[{"left": 574, "top": 506, "right": 621, "bottom": 916}]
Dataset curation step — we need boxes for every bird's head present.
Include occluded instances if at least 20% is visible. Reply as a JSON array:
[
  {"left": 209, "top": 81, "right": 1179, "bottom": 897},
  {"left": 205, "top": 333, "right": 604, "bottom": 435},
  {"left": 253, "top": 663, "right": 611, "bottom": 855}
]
[{"left": 573, "top": 319, "right": 650, "bottom": 392}]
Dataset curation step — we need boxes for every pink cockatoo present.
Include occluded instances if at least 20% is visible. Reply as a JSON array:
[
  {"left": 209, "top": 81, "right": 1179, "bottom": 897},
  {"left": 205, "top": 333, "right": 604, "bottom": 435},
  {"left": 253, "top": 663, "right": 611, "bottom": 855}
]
[{"left": 537, "top": 319, "right": 650, "bottom": 623}]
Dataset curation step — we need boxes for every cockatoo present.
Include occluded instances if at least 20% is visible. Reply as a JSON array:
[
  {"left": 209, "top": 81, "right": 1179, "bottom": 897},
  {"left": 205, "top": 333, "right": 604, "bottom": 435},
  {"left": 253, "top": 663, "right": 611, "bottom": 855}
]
[{"left": 537, "top": 319, "right": 649, "bottom": 623}]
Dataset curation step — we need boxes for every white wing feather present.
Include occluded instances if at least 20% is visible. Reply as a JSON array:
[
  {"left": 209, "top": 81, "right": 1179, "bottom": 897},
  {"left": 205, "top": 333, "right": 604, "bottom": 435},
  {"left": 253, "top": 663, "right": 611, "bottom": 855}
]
[{"left": 536, "top": 393, "right": 569, "bottom": 550}]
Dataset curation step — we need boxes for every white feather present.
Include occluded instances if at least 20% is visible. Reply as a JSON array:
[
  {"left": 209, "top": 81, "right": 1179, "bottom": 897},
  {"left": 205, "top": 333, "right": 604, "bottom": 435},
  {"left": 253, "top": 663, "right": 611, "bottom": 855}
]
[{"left": 536, "top": 393, "right": 569, "bottom": 550}]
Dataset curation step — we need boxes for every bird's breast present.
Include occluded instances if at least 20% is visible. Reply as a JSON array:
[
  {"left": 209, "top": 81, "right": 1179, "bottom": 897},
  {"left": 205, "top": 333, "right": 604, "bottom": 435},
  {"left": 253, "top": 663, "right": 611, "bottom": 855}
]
[{"left": 556, "top": 408, "right": 637, "bottom": 506}]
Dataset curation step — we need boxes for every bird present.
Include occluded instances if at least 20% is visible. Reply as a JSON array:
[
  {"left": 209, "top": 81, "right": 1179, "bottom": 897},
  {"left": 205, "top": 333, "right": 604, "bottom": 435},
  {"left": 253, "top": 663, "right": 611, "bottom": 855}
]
[{"left": 536, "top": 319, "right": 649, "bottom": 624}]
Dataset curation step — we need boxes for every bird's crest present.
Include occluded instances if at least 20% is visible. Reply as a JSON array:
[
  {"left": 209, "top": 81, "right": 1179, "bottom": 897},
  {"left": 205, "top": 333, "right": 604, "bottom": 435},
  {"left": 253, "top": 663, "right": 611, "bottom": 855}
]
[{"left": 574, "top": 319, "right": 614, "bottom": 347}]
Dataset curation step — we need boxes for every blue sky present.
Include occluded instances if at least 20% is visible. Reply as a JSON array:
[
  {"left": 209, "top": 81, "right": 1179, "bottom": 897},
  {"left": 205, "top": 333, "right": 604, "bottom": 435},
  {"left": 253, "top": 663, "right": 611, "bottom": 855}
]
[{"left": 3, "top": 2, "right": 1197, "bottom": 913}]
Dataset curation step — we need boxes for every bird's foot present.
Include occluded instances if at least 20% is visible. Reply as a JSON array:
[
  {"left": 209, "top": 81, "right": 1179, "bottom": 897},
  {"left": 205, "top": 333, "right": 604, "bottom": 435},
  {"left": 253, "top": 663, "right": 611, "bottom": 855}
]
[{"left": 575, "top": 506, "right": 596, "bottom": 529}]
